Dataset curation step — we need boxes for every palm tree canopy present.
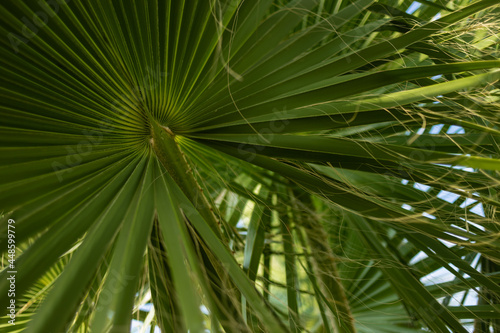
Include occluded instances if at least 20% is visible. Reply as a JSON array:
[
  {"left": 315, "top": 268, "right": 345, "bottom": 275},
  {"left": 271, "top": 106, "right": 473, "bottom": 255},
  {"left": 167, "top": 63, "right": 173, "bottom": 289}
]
[{"left": 1, "top": 0, "right": 499, "bottom": 332}]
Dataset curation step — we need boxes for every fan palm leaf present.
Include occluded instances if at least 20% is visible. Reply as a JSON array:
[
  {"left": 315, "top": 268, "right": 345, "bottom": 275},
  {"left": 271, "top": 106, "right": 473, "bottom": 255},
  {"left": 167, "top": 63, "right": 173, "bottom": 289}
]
[{"left": 1, "top": 0, "right": 500, "bottom": 332}]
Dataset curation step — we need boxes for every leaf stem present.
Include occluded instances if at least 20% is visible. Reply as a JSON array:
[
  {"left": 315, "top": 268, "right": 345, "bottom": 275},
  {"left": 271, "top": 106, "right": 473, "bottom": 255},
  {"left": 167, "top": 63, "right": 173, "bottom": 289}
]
[
  {"left": 149, "top": 118, "right": 222, "bottom": 239},
  {"left": 294, "top": 192, "right": 357, "bottom": 333}
]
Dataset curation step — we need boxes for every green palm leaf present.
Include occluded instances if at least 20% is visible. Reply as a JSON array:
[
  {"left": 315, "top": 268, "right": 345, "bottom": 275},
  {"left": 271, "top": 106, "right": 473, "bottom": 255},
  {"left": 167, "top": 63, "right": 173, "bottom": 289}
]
[{"left": 1, "top": 0, "right": 500, "bottom": 332}]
